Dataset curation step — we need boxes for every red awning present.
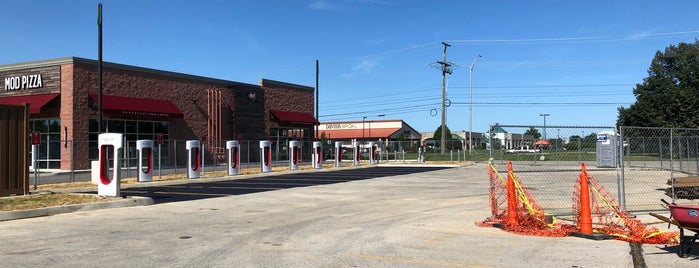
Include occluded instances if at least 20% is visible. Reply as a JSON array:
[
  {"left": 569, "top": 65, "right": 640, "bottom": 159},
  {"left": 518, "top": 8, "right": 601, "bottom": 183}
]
[
  {"left": 270, "top": 110, "right": 317, "bottom": 125},
  {"left": 89, "top": 94, "right": 184, "bottom": 118},
  {"left": 535, "top": 140, "right": 551, "bottom": 145},
  {"left": 0, "top": 93, "right": 59, "bottom": 114}
]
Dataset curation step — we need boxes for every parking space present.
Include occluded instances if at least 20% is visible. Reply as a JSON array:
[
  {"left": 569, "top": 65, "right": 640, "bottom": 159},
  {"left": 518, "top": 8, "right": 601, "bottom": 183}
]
[{"left": 86, "top": 166, "right": 450, "bottom": 204}]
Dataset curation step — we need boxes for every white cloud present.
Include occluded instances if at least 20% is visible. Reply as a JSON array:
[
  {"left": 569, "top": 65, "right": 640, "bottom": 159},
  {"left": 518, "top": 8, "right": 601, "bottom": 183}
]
[
  {"left": 308, "top": 0, "right": 338, "bottom": 10},
  {"left": 352, "top": 59, "right": 379, "bottom": 73}
]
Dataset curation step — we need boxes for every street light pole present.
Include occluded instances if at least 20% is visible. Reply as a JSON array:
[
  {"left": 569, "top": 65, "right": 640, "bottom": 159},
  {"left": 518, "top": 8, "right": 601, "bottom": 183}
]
[
  {"left": 469, "top": 54, "right": 482, "bottom": 160},
  {"left": 362, "top": 116, "right": 367, "bottom": 146},
  {"left": 539, "top": 113, "right": 550, "bottom": 141}
]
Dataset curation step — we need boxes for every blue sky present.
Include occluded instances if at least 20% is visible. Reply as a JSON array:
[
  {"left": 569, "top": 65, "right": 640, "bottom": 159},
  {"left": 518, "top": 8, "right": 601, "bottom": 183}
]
[{"left": 2, "top": 0, "right": 699, "bottom": 132}]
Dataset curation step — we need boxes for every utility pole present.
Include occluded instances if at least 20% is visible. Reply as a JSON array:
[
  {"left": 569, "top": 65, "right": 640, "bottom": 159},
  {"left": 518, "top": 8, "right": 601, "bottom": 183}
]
[{"left": 438, "top": 42, "right": 451, "bottom": 154}]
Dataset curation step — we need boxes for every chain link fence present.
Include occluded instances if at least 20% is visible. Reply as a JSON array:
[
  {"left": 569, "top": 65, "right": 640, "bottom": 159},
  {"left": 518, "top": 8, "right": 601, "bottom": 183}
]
[{"left": 485, "top": 125, "right": 699, "bottom": 216}]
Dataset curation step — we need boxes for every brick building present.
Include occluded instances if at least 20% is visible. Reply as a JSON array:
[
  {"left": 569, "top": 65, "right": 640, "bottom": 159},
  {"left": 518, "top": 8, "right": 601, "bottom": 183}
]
[{"left": 0, "top": 57, "right": 316, "bottom": 170}]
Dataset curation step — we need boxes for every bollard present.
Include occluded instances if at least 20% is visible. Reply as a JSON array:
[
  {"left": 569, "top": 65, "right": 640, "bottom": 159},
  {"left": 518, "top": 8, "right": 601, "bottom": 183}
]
[
  {"left": 289, "top": 140, "right": 300, "bottom": 170},
  {"left": 226, "top": 140, "right": 240, "bottom": 175},
  {"left": 98, "top": 133, "right": 123, "bottom": 197},
  {"left": 353, "top": 141, "right": 361, "bottom": 166},
  {"left": 335, "top": 141, "right": 343, "bottom": 167},
  {"left": 136, "top": 139, "right": 154, "bottom": 182},
  {"left": 186, "top": 140, "right": 201, "bottom": 179},
  {"left": 312, "top": 141, "right": 323, "bottom": 169},
  {"left": 260, "top": 140, "right": 272, "bottom": 173}
]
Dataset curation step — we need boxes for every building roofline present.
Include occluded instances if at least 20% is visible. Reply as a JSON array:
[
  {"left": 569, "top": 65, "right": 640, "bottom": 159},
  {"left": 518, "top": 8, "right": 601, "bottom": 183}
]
[
  {"left": 0, "top": 56, "right": 261, "bottom": 89},
  {"left": 320, "top": 119, "right": 403, "bottom": 125},
  {"left": 260, "top": 78, "right": 313, "bottom": 91}
]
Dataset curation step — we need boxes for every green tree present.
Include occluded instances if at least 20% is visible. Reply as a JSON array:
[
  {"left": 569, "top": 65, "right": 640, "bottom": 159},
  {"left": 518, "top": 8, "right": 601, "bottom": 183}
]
[
  {"left": 618, "top": 41, "right": 699, "bottom": 128},
  {"left": 432, "top": 125, "right": 456, "bottom": 150},
  {"left": 524, "top": 127, "right": 542, "bottom": 140}
]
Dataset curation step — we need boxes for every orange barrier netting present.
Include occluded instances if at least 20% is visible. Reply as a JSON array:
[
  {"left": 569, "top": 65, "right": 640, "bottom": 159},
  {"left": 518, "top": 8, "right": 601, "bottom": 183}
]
[
  {"left": 476, "top": 159, "right": 576, "bottom": 237},
  {"left": 573, "top": 165, "right": 678, "bottom": 244},
  {"left": 477, "top": 160, "right": 678, "bottom": 244}
]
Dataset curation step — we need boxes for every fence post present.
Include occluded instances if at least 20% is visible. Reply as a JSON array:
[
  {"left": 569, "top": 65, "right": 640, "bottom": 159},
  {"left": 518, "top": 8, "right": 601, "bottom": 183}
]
[
  {"left": 618, "top": 126, "right": 626, "bottom": 211},
  {"left": 174, "top": 140, "right": 178, "bottom": 174},
  {"left": 659, "top": 137, "right": 664, "bottom": 170},
  {"left": 126, "top": 141, "right": 131, "bottom": 179},
  {"left": 70, "top": 140, "right": 75, "bottom": 182},
  {"left": 670, "top": 129, "right": 676, "bottom": 203}
]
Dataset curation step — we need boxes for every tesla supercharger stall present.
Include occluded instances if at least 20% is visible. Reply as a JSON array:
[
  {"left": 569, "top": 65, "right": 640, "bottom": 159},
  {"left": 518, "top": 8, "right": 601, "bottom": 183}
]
[
  {"left": 353, "top": 141, "right": 361, "bottom": 166},
  {"left": 335, "top": 141, "right": 343, "bottom": 167},
  {"left": 136, "top": 139, "right": 154, "bottom": 182},
  {"left": 312, "top": 141, "right": 322, "bottom": 169},
  {"left": 260, "top": 140, "right": 272, "bottom": 173},
  {"left": 226, "top": 140, "right": 240, "bottom": 175},
  {"left": 369, "top": 141, "right": 377, "bottom": 165},
  {"left": 98, "top": 133, "right": 123, "bottom": 197},
  {"left": 289, "top": 140, "right": 300, "bottom": 170},
  {"left": 186, "top": 140, "right": 201, "bottom": 179}
]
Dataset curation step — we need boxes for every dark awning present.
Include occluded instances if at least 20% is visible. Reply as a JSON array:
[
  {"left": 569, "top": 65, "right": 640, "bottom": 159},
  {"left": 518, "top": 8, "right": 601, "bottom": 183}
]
[
  {"left": 270, "top": 110, "right": 317, "bottom": 126},
  {"left": 0, "top": 93, "right": 59, "bottom": 114},
  {"left": 89, "top": 94, "right": 184, "bottom": 118}
]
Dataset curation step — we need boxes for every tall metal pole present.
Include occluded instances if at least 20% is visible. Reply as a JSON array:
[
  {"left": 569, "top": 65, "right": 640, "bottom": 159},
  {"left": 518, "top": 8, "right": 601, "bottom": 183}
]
[
  {"left": 539, "top": 113, "right": 550, "bottom": 140},
  {"left": 97, "top": 3, "right": 103, "bottom": 133},
  {"left": 469, "top": 54, "right": 482, "bottom": 160},
  {"left": 362, "top": 116, "right": 366, "bottom": 148},
  {"left": 440, "top": 42, "right": 451, "bottom": 154},
  {"left": 315, "top": 59, "right": 319, "bottom": 141}
]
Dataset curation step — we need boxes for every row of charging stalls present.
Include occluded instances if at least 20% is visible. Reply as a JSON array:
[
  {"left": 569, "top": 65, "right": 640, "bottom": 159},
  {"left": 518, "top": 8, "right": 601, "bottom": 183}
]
[{"left": 97, "top": 133, "right": 380, "bottom": 197}]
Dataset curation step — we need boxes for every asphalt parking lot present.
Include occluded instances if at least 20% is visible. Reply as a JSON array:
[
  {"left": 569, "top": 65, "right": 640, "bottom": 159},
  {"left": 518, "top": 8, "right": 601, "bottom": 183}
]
[
  {"left": 93, "top": 166, "right": 450, "bottom": 204},
  {"left": 1, "top": 163, "right": 697, "bottom": 267}
]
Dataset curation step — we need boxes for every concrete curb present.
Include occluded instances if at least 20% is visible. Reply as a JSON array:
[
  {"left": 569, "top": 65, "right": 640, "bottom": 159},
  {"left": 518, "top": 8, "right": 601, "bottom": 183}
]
[{"left": 0, "top": 196, "right": 154, "bottom": 222}]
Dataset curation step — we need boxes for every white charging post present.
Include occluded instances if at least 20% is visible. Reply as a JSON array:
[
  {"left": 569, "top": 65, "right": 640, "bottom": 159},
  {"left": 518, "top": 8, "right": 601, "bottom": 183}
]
[
  {"left": 289, "top": 140, "right": 300, "bottom": 170},
  {"left": 334, "top": 141, "right": 343, "bottom": 167},
  {"left": 260, "top": 140, "right": 272, "bottom": 173},
  {"left": 353, "top": 141, "right": 360, "bottom": 166},
  {"left": 98, "top": 133, "right": 123, "bottom": 197},
  {"left": 136, "top": 139, "right": 154, "bottom": 182},
  {"left": 186, "top": 140, "right": 201, "bottom": 179},
  {"left": 369, "top": 141, "right": 377, "bottom": 165},
  {"left": 226, "top": 140, "right": 240, "bottom": 175},
  {"left": 312, "top": 141, "right": 322, "bottom": 169}
]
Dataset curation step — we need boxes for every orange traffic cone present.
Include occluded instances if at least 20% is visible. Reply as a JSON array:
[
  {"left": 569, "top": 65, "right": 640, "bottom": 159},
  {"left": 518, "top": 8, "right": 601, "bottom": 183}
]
[
  {"left": 577, "top": 162, "right": 593, "bottom": 234},
  {"left": 506, "top": 161, "right": 518, "bottom": 226}
]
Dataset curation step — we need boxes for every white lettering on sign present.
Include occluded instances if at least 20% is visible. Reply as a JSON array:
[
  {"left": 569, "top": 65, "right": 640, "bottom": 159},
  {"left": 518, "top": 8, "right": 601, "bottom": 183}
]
[
  {"left": 326, "top": 123, "right": 357, "bottom": 130},
  {"left": 4, "top": 74, "right": 42, "bottom": 91}
]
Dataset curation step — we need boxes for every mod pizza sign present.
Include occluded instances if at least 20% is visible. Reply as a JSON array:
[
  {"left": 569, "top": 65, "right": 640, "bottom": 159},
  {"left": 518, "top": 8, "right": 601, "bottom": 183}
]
[{"left": 4, "top": 74, "right": 43, "bottom": 91}]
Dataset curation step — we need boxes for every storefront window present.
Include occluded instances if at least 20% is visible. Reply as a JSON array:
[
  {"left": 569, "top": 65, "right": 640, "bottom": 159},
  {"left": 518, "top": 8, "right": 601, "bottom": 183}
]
[
  {"left": 30, "top": 119, "right": 61, "bottom": 169},
  {"left": 88, "top": 119, "right": 170, "bottom": 164},
  {"left": 268, "top": 127, "right": 310, "bottom": 161}
]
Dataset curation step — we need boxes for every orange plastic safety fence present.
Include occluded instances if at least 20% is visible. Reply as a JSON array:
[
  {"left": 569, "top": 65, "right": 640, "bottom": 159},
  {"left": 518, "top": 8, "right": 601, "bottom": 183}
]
[
  {"left": 476, "top": 160, "right": 508, "bottom": 227},
  {"left": 477, "top": 160, "right": 577, "bottom": 237},
  {"left": 572, "top": 169, "right": 678, "bottom": 244}
]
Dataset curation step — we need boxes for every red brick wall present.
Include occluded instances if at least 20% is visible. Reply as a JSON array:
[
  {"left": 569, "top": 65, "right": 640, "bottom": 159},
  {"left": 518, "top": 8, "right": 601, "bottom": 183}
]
[
  {"left": 263, "top": 85, "right": 314, "bottom": 130},
  {"left": 67, "top": 62, "right": 237, "bottom": 168}
]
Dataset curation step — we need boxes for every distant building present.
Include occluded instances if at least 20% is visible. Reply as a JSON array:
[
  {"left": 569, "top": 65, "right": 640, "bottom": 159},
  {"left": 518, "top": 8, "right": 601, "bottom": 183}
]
[
  {"left": 421, "top": 131, "right": 483, "bottom": 150},
  {"left": 489, "top": 124, "right": 533, "bottom": 149}
]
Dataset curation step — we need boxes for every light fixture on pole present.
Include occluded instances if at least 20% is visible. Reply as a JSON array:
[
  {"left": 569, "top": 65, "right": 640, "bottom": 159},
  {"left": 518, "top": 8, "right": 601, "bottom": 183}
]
[{"left": 469, "top": 54, "right": 482, "bottom": 160}]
